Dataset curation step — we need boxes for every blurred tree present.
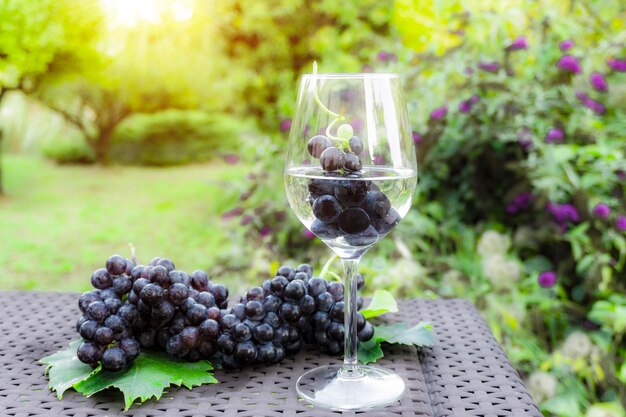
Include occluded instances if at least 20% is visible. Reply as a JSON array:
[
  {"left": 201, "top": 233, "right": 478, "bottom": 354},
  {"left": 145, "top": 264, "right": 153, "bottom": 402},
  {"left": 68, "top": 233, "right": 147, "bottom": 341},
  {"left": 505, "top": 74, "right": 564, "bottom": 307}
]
[
  {"left": 0, "top": 0, "right": 102, "bottom": 193},
  {"left": 38, "top": 1, "right": 230, "bottom": 163},
  {"left": 213, "top": 0, "right": 394, "bottom": 131}
]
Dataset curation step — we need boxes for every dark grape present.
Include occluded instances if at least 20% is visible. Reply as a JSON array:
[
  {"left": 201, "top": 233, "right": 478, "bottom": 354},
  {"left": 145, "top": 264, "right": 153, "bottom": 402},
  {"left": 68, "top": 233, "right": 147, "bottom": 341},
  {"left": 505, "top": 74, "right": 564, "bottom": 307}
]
[
  {"left": 316, "top": 292, "right": 335, "bottom": 312},
  {"left": 186, "top": 303, "right": 208, "bottom": 325},
  {"left": 79, "top": 291, "right": 101, "bottom": 313},
  {"left": 344, "top": 226, "right": 379, "bottom": 246},
  {"left": 140, "top": 284, "right": 164, "bottom": 306},
  {"left": 263, "top": 295, "right": 282, "bottom": 313},
  {"left": 270, "top": 276, "right": 289, "bottom": 297},
  {"left": 197, "top": 291, "right": 216, "bottom": 308},
  {"left": 253, "top": 323, "right": 275, "bottom": 342},
  {"left": 328, "top": 321, "right": 344, "bottom": 341},
  {"left": 263, "top": 311, "right": 281, "bottom": 328},
  {"left": 320, "top": 147, "right": 344, "bottom": 171},
  {"left": 131, "top": 265, "right": 145, "bottom": 281},
  {"left": 334, "top": 180, "right": 368, "bottom": 207},
  {"left": 357, "top": 322, "right": 374, "bottom": 341},
  {"left": 99, "top": 288, "right": 117, "bottom": 300},
  {"left": 245, "top": 300, "right": 264, "bottom": 320},
  {"left": 137, "top": 329, "right": 156, "bottom": 348},
  {"left": 312, "top": 195, "right": 342, "bottom": 223},
  {"left": 307, "top": 135, "right": 332, "bottom": 158},
  {"left": 328, "top": 282, "right": 344, "bottom": 302},
  {"left": 104, "top": 315, "right": 126, "bottom": 333},
  {"left": 293, "top": 272, "right": 309, "bottom": 282},
  {"left": 343, "top": 153, "right": 362, "bottom": 171},
  {"left": 132, "top": 278, "right": 150, "bottom": 295},
  {"left": 91, "top": 269, "right": 113, "bottom": 290},
  {"left": 219, "top": 314, "right": 240, "bottom": 332},
  {"left": 277, "top": 266, "right": 295, "bottom": 280},
  {"left": 119, "top": 338, "right": 140, "bottom": 361},
  {"left": 370, "top": 207, "right": 400, "bottom": 234},
  {"left": 105, "top": 255, "right": 127, "bottom": 276},
  {"left": 356, "top": 312, "right": 366, "bottom": 331},
  {"left": 152, "top": 301, "right": 176, "bottom": 323},
  {"left": 257, "top": 343, "right": 276, "bottom": 364},
  {"left": 180, "top": 327, "right": 200, "bottom": 349},
  {"left": 329, "top": 301, "right": 344, "bottom": 322},
  {"left": 216, "top": 333, "right": 235, "bottom": 354},
  {"left": 234, "top": 341, "right": 257, "bottom": 365},
  {"left": 284, "top": 281, "right": 306, "bottom": 301},
  {"left": 150, "top": 266, "right": 170, "bottom": 288},
  {"left": 349, "top": 136, "right": 363, "bottom": 154},
  {"left": 156, "top": 258, "right": 175, "bottom": 272},
  {"left": 76, "top": 315, "right": 88, "bottom": 332},
  {"left": 300, "top": 295, "right": 316, "bottom": 315},
  {"left": 243, "top": 286, "right": 264, "bottom": 302},
  {"left": 232, "top": 323, "right": 252, "bottom": 342},
  {"left": 307, "top": 278, "right": 327, "bottom": 298},
  {"left": 166, "top": 335, "right": 188, "bottom": 357},
  {"left": 125, "top": 259, "right": 134, "bottom": 275},
  {"left": 79, "top": 320, "right": 98, "bottom": 340},
  {"left": 312, "top": 311, "right": 331, "bottom": 331},
  {"left": 211, "top": 284, "right": 228, "bottom": 304},
  {"left": 337, "top": 208, "right": 370, "bottom": 234},
  {"left": 77, "top": 341, "right": 102, "bottom": 365},
  {"left": 104, "top": 297, "right": 122, "bottom": 314},
  {"left": 113, "top": 276, "right": 132, "bottom": 295},
  {"left": 297, "top": 264, "right": 312, "bottom": 278},
  {"left": 168, "top": 283, "right": 189, "bottom": 305},
  {"left": 94, "top": 327, "right": 114, "bottom": 345},
  {"left": 87, "top": 301, "right": 108, "bottom": 322},
  {"left": 198, "top": 319, "right": 220, "bottom": 340},
  {"left": 149, "top": 257, "right": 162, "bottom": 266},
  {"left": 280, "top": 303, "right": 301, "bottom": 323},
  {"left": 308, "top": 178, "right": 337, "bottom": 198},
  {"left": 363, "top": 191, "right": 391, "bottom": 218},
  {"left": 191, "top": 270, "right": 209, "bottom": 291},
  {"left": 310, "top": 219, "right": 341, "bottom": 239}
]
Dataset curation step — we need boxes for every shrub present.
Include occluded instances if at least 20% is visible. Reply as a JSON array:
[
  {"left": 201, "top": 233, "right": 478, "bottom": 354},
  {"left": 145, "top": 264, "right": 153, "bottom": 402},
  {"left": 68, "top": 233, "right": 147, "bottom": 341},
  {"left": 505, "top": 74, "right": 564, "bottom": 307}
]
[
  {"left": 42, "top": 136, "right": 96, "bottom": 164},
  {"left": 109, "top": 110, "right": 243, "bottom": 166}
]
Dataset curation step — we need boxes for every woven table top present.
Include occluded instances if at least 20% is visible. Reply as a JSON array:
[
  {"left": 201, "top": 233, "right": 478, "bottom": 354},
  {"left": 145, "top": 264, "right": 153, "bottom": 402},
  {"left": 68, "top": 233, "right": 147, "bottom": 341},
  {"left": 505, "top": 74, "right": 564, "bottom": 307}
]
[{"left": 0, "top": 291, "right": 541, "bottom": 417}]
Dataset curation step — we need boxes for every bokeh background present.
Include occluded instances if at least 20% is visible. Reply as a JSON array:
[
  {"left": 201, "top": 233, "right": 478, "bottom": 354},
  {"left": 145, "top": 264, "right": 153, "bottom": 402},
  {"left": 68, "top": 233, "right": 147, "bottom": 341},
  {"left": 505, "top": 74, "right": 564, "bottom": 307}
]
[{"left": 1, "top": 0, "right": 625, "bottom": 415}]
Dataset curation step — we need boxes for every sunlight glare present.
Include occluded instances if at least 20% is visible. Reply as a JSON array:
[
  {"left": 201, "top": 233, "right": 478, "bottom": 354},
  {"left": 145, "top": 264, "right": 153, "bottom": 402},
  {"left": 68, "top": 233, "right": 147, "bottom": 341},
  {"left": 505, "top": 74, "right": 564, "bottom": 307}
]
[{"left": 101, "top": 0, "right": 194, "bottom": 27}]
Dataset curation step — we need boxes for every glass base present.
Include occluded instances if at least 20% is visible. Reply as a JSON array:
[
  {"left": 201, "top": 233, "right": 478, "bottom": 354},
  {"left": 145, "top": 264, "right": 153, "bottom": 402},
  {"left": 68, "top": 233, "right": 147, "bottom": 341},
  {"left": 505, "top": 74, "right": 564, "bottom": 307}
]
[{"left": 295, "top": 365, "right": 405, "bottom": 411}]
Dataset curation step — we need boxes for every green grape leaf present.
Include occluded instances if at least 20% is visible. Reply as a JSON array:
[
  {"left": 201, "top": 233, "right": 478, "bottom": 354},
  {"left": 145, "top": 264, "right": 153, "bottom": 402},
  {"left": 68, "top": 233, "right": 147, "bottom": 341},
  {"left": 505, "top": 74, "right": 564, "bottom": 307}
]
[
  {"left": 74, "top": 351, "right": 218, "bottom": 410},
  {"left": 361, "top": 290, "right": 399, "bottom": 319},
  {"left": 39, "top": 340, "right": 101, "bottom": 399},
  {"left": 357, "top": 339, "right": 385, "bottom": 364},
  {"left": 374, "top": 322, "right": 434, "bottom": 347}
]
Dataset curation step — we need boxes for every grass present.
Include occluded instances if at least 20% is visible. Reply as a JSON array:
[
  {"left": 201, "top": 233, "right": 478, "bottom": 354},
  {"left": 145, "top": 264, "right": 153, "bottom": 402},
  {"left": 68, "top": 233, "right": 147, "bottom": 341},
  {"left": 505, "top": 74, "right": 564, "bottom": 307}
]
[{"left": 0, "top": 154, "right": 247, "bottom": 292}]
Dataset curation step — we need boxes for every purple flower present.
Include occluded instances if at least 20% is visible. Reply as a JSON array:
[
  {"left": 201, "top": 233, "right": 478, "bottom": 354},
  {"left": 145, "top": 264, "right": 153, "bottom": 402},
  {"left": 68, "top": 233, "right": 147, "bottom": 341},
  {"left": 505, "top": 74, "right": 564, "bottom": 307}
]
[
  {"left": 506, "top": 192, "right": 533, "bottom": 214},
  {"left": 575, "top": 91, "right": 589, "bottom": 101},
  {"left": 373, "top": 154, "right": 385, "bottom": 165},
  {"left": 478, "top": 61, "right": 501, "bottom": 73},
  {"left": 556, "top": 55, "right": 581, "bottom": 74},
  {"left": 592, "top": 203, "right": 611, "bottom": 219},
  {"left": 608, "top": 57, "right": 626, "bottom": 72},
  {"left": 616, "top": 215, "right": 626, "bottom": 232},
  {"left": 582, "top": 98, "right": 606, "bottom": 115},
  {"left": 279, "top": 118, "right": 292, "bottom": 132},
  {"left": 469, "top": 95, "right": 480, "bottom": 104},
  {"left": 559, "top": 39, "right": 574, "bottom": 52},
  {"left": 377, "top": 51, "right": 397, "bottom": 62},
  {"left": 223, "top": 154, "right": 239, "bottom": 164},
  {"left": 430, "top": 105, "right": 448, "bottom": 120},
  {"left": 222, "top": 207, "right": 243, "bottom": 220},
  {"left": 240, "top": 215, "right": 254, "bottom": 226},
  {"left": 412, "top": 131, "right": 423, "bottom": 144},
  {"left": 589, "top": 72, "right": 608, "bottom": 92},
  {"left": 617, "top": 170, "right": 626, "bottom": 180},
  {"left": 302, "top": 228, "right": 316, "bottom": 239},
  {"left": 350, "top": 117, "right": 364, "bottom": 132},
  {"left": 538, "top": 271, "right": 557, "bottom": 288},
  {"left": 546, "top": 202, "right": 580, "bottom": 226},
  {"left": 518, "top": 128, "right": 533, "bottom": 150},
  {"left": 275, "top": 211, "right": 287, "bottom": 221},
  {"left": 259, "top": 226, "right": 271, "bottom": 238},
  {"left": 545, "top": 128, "right": 564, "bottom": 144},
  {"left": 507, "top": 36, "right": 528, "bottom": 51},
  {"left": 459, "top": 100, "right": 471, "bottom": 113},
  {"left": 464, "top": 66, "right": 475, "bottom": 75}
]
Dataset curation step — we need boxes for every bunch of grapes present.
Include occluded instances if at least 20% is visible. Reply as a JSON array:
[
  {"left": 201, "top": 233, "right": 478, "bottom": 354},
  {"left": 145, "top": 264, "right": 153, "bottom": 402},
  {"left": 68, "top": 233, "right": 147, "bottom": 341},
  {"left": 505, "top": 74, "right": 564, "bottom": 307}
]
[
  {"left": 305, "top": 127, "right": 401, "bottom": 246},
  {"left": 75, "top": 255, "right": 373, "bottom": 372},
  {"left": 76, "top": 255, "right": 140, "bottom": 371}
]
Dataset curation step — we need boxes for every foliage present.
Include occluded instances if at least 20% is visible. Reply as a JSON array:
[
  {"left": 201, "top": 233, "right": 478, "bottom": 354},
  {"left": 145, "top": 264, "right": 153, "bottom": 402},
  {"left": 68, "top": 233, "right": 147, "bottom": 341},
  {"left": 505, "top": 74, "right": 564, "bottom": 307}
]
[
  {"left": 41, "top": 340, "right": 218, "bottom": 410},
  {"left": 109, "top": 110, "right": 242, "bottom": 166},
  {"left": 42, "top": 136, "right": 96, "bottom": 164}
]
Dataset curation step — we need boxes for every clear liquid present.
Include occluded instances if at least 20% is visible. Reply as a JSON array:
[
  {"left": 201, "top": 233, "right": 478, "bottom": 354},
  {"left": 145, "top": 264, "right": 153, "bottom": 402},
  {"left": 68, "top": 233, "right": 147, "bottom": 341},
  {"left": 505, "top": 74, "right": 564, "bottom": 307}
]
[{"left": 285, "top": 166, "right": 417, "bottom": 258}]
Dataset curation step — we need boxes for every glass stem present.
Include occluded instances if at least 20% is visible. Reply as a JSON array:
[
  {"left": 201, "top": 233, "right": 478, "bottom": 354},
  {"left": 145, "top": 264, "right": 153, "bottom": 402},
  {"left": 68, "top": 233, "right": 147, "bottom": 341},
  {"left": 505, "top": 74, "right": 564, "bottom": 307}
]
[{"left": 340, "top": 257, "right": 361, "bottom": 377}]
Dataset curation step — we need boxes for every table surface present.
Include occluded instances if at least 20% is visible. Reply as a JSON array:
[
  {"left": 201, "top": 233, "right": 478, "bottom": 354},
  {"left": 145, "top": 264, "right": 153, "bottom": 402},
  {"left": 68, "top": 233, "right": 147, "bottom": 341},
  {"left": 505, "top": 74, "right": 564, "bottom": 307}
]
[{"left": 0, "top": 291, "right": 541, "bottom": 417}]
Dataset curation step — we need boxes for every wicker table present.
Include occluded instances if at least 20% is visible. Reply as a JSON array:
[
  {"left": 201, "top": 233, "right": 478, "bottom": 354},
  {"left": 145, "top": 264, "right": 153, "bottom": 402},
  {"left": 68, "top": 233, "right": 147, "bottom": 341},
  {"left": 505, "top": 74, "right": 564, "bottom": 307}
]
[{"left": 0, "top": 291, "right": 541, "bottom": 417}]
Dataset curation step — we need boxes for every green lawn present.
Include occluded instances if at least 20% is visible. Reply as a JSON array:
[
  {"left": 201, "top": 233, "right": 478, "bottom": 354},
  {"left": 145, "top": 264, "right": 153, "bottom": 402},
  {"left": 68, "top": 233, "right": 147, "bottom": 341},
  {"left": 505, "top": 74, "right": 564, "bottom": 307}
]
[{"left": 0, "top": 155, "right": 246, "bottom": 292}]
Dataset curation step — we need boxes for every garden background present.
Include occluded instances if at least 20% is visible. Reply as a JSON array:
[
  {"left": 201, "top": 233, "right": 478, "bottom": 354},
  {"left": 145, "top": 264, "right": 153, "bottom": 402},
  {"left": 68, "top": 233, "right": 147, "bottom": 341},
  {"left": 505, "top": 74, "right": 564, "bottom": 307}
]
[{"left": 1, "top": 0, "right": 625, "bottom": 415}]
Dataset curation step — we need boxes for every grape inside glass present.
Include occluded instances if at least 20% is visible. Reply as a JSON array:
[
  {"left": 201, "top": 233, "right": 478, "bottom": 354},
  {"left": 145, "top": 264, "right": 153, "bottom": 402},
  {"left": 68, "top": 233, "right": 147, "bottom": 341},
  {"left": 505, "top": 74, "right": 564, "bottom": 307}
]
[{"left": 284, "top": 72, "right": 417, "bottom": 411}]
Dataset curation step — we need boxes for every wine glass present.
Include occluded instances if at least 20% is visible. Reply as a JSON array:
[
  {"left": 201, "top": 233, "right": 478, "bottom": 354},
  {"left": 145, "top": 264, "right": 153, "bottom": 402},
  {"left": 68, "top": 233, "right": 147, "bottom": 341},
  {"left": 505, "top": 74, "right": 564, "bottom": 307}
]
[{"left": 284, "top": 72, "right": 417, "bottom": 411}]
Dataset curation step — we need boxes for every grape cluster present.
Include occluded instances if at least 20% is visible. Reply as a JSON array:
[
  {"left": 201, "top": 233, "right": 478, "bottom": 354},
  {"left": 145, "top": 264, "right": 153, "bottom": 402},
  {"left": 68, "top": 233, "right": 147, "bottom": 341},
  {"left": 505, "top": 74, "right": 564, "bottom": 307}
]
[
  {"left": 306, "top": 126, "right": 400, "bottom": 246},
  {"left": 76, "top": 255, "right": 139, "bottom": 371},
  {"left": 75, "top": 256, "right": 373, "bottom": 372}
]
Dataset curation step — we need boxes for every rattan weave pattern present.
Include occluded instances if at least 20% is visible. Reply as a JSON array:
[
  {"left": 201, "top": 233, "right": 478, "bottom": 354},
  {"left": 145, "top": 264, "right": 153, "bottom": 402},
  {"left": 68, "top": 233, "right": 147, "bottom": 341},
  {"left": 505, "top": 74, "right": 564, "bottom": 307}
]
[{"left": 0, "top": 291, "right": 541, "bottom": 417}]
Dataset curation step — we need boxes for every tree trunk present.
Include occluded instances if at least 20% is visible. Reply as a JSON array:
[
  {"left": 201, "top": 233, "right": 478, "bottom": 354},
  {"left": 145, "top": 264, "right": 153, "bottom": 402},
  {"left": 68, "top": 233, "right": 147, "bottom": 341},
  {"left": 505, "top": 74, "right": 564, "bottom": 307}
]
[{"left": 94, "top": 126, "right": 114, "bottom": 164}]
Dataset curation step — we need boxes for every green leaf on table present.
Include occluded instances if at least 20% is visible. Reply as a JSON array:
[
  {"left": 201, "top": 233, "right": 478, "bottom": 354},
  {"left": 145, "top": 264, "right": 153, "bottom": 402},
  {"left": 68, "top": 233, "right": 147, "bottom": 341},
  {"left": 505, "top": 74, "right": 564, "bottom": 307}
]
[
  {"left": 374, "top": 322, "right": 434, "bottom": 347},
  {"left": 358, "top": 339, "right": 385, "bottom": 364},
  {"left": 74, "top": 350, "right": 218, "bottom": 410},
  {"left": 361, "top": 290, "right": 398, "bottom": 319},
  {"left": 39, "top": 340, "right": 101, "bottom": 399}
]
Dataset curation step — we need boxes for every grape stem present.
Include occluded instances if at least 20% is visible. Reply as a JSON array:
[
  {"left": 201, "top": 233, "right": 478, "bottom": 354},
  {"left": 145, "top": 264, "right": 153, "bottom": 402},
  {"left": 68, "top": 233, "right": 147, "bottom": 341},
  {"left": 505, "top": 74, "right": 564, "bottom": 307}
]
[
  {"left": 319, "top": 254, "right": 339, "bottom": 279},
  {"left": 312, "top": 62, "right": 350, "bottom": 150},
  {"left": 128, "top": 243, "right": 139, "bottom": 265}
]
